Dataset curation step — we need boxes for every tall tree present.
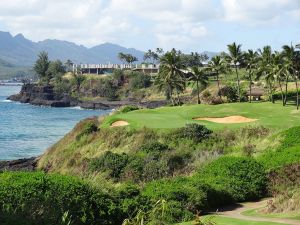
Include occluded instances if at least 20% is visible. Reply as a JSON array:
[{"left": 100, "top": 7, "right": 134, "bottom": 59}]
[
  {"left": 144, "top": 49, "right": 159, "bottom": 64},
  {"left": 207, "top": 55, "right": 227, "bottom": 99},
  {"left": 156, "top": 49, "right": 186, "bottom": 105},
  {"left": 257, "top": 46, "right": 275, "bottom": 103},
  {"left": 47, "top": 60, "right": 66, "bottom": 84},
  {"left": 282, "top": 44, "right": 300, "bottom": 109},
  {"left": 244, "top": 50, "right": 259, "bottom": 103},
  {"left": 189, "top": 67, "right": 208, "bottom": 104},
  {"left": 226, "top": 42, "right": 244, "bottom": 102},
  {"left": 64, "top": 59, "right": 73, "bottom": 72},
  {"left": 34, "top": 51, "right": 50, "bottom": 84}
]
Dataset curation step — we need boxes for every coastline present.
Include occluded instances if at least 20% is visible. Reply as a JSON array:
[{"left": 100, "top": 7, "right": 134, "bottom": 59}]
[{"left": 8, "top": 83, "right": 168, "bottom": 110}]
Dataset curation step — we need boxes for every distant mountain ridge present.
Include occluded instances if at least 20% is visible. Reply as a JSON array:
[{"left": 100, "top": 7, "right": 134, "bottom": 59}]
[{"left": 0, "top": 31, "right": 145, "bottom": 66}]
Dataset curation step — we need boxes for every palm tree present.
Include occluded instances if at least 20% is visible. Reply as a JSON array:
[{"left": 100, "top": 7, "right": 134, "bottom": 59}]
[
  {"left": 271, "top": 52, "right": 287, "bottom": 106},
  {"left": 282, "top": 44, "right": 300, "bottom": 109},
  {"left": 244, "top": 50, "right": 259, "bottom": 103},
  {"left": 207, "top": 55, "right": 227, "bottom": 99},
  {"left": 189, "top": 67, "right": 208, "bottom": 104},
  {"left": 156, "top": 49, "right": 186, "bottom": 105},
  {"left": 257, "top": 46, "right": 275, "bottom": 103},
  {"left": 226, "top": 42, "right": 243, "bottom": 102}
]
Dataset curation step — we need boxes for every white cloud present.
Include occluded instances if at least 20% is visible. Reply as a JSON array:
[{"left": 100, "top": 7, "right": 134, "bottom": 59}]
[
  {"left": 221, "top": 0, "right": 300, "bottom": 24},
  {"left": 0, "top": 0, "right": 298, "bottom": 51}
]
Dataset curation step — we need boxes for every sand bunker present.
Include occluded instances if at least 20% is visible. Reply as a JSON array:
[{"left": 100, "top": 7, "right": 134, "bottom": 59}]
[
  {"left": 110, "top": 120, "right": 129, "bottom": 127},
  {"left": 193, "top": 115, "right": 257, "bottom": 124}
]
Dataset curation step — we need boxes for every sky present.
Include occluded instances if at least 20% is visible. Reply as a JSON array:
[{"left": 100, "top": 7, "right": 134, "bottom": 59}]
[{"left": 0, "top": 0, "right": 299, "bottom": 53}]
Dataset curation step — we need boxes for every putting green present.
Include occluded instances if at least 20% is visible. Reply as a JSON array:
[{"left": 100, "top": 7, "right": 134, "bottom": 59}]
[{"left": 103, "top": 102, "right": 300, "bottom": 131}]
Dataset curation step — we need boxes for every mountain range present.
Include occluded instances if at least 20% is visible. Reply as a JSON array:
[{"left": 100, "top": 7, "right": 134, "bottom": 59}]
[
  {"left": 0, "top": 31, "right": 145, "bottom": 67},
  {"left": 0, "top": 31, "right": 218, "bottom": 79}
]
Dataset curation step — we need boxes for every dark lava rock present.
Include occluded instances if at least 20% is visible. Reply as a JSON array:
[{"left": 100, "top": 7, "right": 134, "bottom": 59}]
[{"left": 0, "top": 157, "right": 37, "bottom": 171}]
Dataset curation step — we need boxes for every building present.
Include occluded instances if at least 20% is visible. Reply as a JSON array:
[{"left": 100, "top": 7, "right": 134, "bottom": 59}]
[
  {"left": 73, "top": 63, "right": 160, "bottom": 75},
  {"left": 246, "top": 87, "right": 265, "bottom": 101}
]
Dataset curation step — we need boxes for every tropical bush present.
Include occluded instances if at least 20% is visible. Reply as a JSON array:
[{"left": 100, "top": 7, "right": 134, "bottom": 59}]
[
  {"left": 90, "top": 151, "right": 129, "bottom": 179},
  {"left": 129, "top": 72, "right": 151, "bottom": 89},
  {"left": 197, "top": 156, "right": 267, "bottom": 202},
  {"left": 0, "top": 172, "right": 120, "bottom": 225},
  {"left": 118, "top": 105, "right": 139, "bottom": 113},
  {"left": 174, "top": 123, "right": 212, "bottom": 142}
]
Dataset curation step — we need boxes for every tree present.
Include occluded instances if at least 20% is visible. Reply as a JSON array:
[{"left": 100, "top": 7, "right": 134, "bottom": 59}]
[
  {"left": 72, "top": 66, "right": 85, "bottom": 93},
  {"left": 182, "top": 52, "right": 208, "bottom": 67},
  {"left": 226, "top": 42, "right": 243, "bottom": 102},
  {"left": 282, "top": 44, "right": 300, "bottom": 109},
  {"left": 47, "top": 60, "right": 66, "bottom": 84},
  {"left": 207, "top": 55, "right": 227, "bottom": 99},
  {"left": 257, "top": 46, "right": 276, "bottom": 103},
  {"left": 118, "top": 52, "right": 138, "bottom": 66},
  {"left": 244, "top": 50, "right": 259, "bottom": 103},
  {"left": 156, "top": 49, "right": 186, "bottom": 105},
  {"left": 34, "top": 51, "right": 50, "bottom": 84},
  {"left": 118, "top": 52, "right": 127, "bottom": 64},
  {"left": 144, "top": 49, "right": 159, "bottom": 64},
  {"left": 64, "top": 59, "right": 73, "bottom": 72},
  {"left": 189, "top": 67, "right": 208, "bottom": 104}
]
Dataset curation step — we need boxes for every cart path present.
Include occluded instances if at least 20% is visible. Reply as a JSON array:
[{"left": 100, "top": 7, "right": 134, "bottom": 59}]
[{"left": 216, "top": 199, "right": 300, "bottom": 225}]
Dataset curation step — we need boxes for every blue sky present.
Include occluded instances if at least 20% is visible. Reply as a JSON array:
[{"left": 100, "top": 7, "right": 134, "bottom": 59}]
[{"left": 0, "top": 0, "right": 299, "bottom": 53}]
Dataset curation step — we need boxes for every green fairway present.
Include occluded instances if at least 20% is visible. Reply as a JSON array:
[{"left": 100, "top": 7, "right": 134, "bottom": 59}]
[
  {"left": 178, "top": 216, "right": 289, "bottom": 225},
  {"left": 103, "top": 102, "right": 300, "bottom": 131},
  {"left": 242, "top": 208, "right": 300, "bottom": 220}
]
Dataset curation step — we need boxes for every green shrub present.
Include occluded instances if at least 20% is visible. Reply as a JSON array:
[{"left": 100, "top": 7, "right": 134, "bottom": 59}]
[
  {"left": 198, "top": 156, "right": 267, "bottom": 202},
  {"left": 258, "top": 146, "right": 300, "bottom": 170},
  {"left": 0, "top": 172, "right": 120, "bottom": 225},
  {"left": 279, "top": 126, "right": 300, "bottom": 149},
  {"left": 129, "top": 72, "right": 151, "bottom": 89},
  {"left": 90, "top": 151, "right": 129, "bottom": 179},
  {"left": 119, "top": 105, "right": 139, "bottom": 113},
  {"left": 174, "top": 123, "right": 212, "bottom": 142},
  {"left": 76, "top": 120, "right": 98, "bottom": 140},
  {"left": 142, "top": 177, "right": 205, "bottom": 222},
  {"left": 140, "top": 141, "right": 169, "bottom": 153},
  {"left": 218, "top": 85, "right": 238, "bottom": 102}
]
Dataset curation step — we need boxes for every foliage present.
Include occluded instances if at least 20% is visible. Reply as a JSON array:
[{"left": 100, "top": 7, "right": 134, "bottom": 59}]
[
  {"left": 198, "top": 156, "right": 267, "bottom": 202},
  {"left": 0, "top": 172, "right": 120, "bottom": 225},
  {"left": 139, "top": 141, "right": 169, "bottom": 153},
  {"left": 118, "top": 105, "right": 140, "bottom": 113},
  {"left": 174, "top": 123, "right": 212, "bottom": 142},
  {"left": 90, "top": 151, "right": 130, "bottom": 179},
  {"left": 34, "top": 51, "right": 50, "bottom": 84},
  {"left": 129, "top": 72, "right": 151, "bottom": 89},
  {"left": 75, "top": 120, "right": 99, "bottom": 140},
  {"left": 218, "top": 85, "right": 239, "bottom": 102}
]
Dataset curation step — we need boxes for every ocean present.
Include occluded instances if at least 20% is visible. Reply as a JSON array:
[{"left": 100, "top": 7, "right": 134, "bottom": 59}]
[{"left": 0, "top": 85, "right": 109, "bottom": 160}]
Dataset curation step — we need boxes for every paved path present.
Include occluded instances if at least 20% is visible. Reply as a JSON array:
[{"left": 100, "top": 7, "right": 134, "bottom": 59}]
[{"left": 216, "top": 199, "right": 300, "bottom": 225}]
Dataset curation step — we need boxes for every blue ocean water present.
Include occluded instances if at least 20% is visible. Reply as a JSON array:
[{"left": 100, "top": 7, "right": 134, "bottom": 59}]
[{"left": 0, "top": 85, "right": 110, "bottom": 160}]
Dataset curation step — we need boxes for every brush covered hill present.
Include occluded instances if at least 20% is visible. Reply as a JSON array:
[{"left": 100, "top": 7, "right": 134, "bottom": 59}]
[{"left": 2, "top": 102, "right": 300, "bottom": 224}]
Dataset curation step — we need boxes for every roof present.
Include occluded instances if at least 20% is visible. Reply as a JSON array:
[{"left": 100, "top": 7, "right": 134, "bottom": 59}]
[{"left": 246, "top": 87, "right": 265, "bottom": 96}]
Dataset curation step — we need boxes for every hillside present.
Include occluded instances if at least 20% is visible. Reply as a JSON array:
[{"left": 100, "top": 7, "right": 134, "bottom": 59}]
[{"left": 0, "top": 31, "right": 145, "bottom": 66}]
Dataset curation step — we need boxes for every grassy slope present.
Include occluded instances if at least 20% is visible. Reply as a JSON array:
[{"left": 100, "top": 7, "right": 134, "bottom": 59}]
[
  {"left": 242, "top": 208, "right": 300, "bottom": 220},
  {"left": 103, "top": 102, "right": 300, "bottom": 131},
  {"left": 178, "top": 216, "right": 289, "bottom": 225}
]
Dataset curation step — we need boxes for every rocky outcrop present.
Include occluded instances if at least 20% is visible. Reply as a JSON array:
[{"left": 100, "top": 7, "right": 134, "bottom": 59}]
[
  {"left": 8, "top": 83, "right": 168, "bottom": 109},
  {"left": 8, "top": 84, "right": 74, "bottom": 107},
  {"left": 0, "top": 157, "right": 37, "bottom": 171}
]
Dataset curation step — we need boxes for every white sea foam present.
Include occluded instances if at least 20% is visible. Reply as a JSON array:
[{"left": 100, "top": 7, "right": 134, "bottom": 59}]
[{"left": 0, "top": 100, "right": 12, "bottom": 103}]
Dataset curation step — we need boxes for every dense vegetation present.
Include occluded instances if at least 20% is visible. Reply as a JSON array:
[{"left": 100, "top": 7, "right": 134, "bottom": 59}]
[{"left": 2, "top": 42, "right": 300, "bottom": 224}]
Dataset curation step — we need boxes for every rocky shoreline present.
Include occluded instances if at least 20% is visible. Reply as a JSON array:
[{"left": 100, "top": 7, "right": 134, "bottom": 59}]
[
  {"left": 0, "top": 157, "right": 37, "bottom": 171},
  {"left": 8, "top": 83, "right": 167, "bottom": 109}
]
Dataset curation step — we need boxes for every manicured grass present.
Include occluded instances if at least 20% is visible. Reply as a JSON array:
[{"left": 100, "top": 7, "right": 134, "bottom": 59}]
[
  {"left": 178, "top": 216, "right": 289, "bottom": 225},
  {"left": 242, "top": 208, "right": 300, "bottom": 220},
  {"left": 103, "top": 102, "right": 300, "bottom": 131}
]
